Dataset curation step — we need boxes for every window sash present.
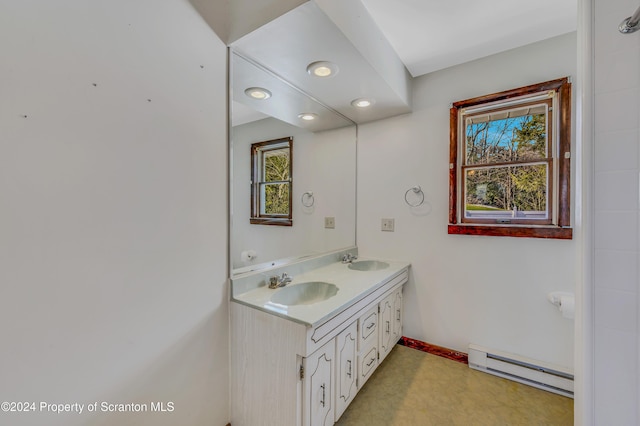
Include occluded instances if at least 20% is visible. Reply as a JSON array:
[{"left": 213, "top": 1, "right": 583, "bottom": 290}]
[
  {"left": 459, "top": 98, "right": 554, "bottom": 225},
  {"left": 261, "top": 148, "right": 290, "bottom": 182},
  {"left": 461, "top": 161, "right": 552, "bottom": 225},
  {"left": 463, "top": 101, "right": 551, "bottom": 167},
  {"left": 259, "top": 181, "right": 291, "bottom": 216}
]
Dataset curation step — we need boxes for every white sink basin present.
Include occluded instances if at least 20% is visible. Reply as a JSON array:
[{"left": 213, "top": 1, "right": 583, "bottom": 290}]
[
  {"left": 270, "top": 281, "right": 339, "bottom": 306},
  {"left": 348, "top": 260, "right": 390, "bottom": 271}
]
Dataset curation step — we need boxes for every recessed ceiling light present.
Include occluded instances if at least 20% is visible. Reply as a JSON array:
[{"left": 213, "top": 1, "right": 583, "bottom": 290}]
[
  {"left": 307, "top": 61, "right": 339, "bottom": 78},
  {"left": 298, "top": 113, "right": 318, "bottom": 121},
  {"left": 244, "top": 87, "right": 272, "bottom": 100},
  {"left": 351, "top": 98, "right": 375, "bottom": 108}
]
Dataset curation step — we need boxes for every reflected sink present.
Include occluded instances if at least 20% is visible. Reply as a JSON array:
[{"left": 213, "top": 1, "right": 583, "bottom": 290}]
[
  {"left": 270, "top": 281, "right": 339, "bottom": 306},
  {"left": 348, "top": 260, "right": 390, "bottom": 271}
]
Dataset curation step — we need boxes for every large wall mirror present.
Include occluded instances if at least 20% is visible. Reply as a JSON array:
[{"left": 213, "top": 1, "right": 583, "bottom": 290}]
[
  {"left": 229, "top": 37, "right": 357, "bottom": 276},
  {"left": 228, "top": 0, "right": 412, "bottom": 276}
]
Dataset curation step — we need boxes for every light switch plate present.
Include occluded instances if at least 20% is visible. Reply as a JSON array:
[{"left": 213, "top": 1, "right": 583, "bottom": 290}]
[
  {"left": 381, "top": 218, "right": 395, "bottom": 232},
  {"left": 325, "top": 217, "right": 335, "bottom": 229}
]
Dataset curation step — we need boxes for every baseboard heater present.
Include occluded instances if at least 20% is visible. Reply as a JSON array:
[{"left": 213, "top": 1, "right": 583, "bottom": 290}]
[{"left": 468, "top": 344, "right": 574, "bottom": 398}]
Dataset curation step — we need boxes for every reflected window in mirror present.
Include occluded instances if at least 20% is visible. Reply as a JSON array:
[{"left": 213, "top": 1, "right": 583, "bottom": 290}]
[{"left": 250, "top": 137, "right": 293, "bottom": 226}]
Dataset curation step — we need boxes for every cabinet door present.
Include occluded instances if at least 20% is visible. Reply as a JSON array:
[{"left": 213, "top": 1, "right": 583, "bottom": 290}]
[
  {"left": 303, "top": 340, "right": 334, "bottom": 426},
  {"left": 378, "top": 293, "right": 394, "bottom": 362},
  {"left": 335, "top": 321, "right": 357, "bottom": 421},
  {"left": 393, "top": 289, "right": 403, "bottom": 342}
]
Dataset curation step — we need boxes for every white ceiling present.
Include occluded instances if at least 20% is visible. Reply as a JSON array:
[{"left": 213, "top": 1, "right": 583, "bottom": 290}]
[{"left": 360, "top": 0, "right": 578, "bottom": 77}]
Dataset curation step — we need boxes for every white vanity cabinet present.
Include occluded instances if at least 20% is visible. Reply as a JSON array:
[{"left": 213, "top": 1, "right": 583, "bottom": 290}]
[
  {"left": 231, "top": 266, "right": 408, "bottom": 426},
  {"left": 304, "top": 339, "right": 335, "bottom": 426},
  {"left": 379, "top": 286, "right": 403, "bottom": 363},
  {"left": 334, "top": 321, "right": 357, "bottom": 420}
]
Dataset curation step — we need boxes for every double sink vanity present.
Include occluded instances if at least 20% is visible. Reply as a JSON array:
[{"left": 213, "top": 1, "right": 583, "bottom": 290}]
[{"left": 230, "top": 249, "right": 410, "bottom": 426}]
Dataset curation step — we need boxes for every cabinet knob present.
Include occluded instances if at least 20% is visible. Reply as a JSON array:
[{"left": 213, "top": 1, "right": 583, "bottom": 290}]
[{"left": 320, "top": 383, "right": 326, "bottom": 407}]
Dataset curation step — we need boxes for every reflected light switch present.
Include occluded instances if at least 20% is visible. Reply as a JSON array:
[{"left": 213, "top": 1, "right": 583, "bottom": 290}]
[{"left": 325, "top": 217, "right": 335, "bottom": 229}]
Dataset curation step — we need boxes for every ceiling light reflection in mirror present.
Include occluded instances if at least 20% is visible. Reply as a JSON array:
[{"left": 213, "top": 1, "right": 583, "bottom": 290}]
[
  {"left": 298, "top": 113, "right": 318, "bottom": 121},
  {"left": 307, "top": 61, "right": 339, "bottom": 78},
  {"left": 351, "top": 98, "right": 375, "bottom": 108},
  {"left": 231, "top": 52, "right": 353, "bottom": 132},
  {"left": 244, "top": 87, "right": 271, "bottom": 100}
]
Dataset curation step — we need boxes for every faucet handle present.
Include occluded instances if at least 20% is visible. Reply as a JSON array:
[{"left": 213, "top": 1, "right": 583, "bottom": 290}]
[
  {"left": 342, "top": 253, "right": 358, "bottom": 263},
  {"left": 268, "top": 276, "right": 279, "bottom": 288},
  {"left": 281, "top": 272, "right": 293, "bottom": 284}
]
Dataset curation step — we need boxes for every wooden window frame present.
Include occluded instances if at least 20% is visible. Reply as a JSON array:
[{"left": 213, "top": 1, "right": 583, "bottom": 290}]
[
  {"left": 449, "top": 78, "right": 572, "bottom": 239},
  {"left": 250, "top": 137, "right": 293, "bottom": 226}
]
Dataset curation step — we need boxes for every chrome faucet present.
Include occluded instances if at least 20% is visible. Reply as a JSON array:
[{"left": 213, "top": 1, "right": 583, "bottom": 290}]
[
  {"left": 268, "top": 272, "right": 293, "bottom": 289},
  {"left": 341, "top": 253, "right": 358, "bottom": 264}
]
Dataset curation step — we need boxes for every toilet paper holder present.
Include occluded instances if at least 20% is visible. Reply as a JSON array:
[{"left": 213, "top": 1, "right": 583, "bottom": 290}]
[
  {"left": 241, "top": 250, "right": 257, "bottom": 263},
  {"left": 547, "top": 291, "right": 572, "bottom": 307},
  {"left": 547, "top": 291, "right": 575, "bottom": 319}
]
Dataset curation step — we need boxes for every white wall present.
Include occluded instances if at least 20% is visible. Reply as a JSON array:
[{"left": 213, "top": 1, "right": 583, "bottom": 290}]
[
  {"left": 0, "top": 1, "right": 229, "bottom": 425},
  {"left": 357, "top": 32, "right": 577, "bottom": 369},
  {"left": 591, "top": 0, "right": 640, "bottom": 422},
  {"left": 231, "top": 118, "right": 356, "bottom": 270}
]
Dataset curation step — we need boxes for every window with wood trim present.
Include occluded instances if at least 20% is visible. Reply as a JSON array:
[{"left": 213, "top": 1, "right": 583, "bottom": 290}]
[
  {"left": 449, "top": 78, "right": 572, "bottom": 239},
  {"left": 250, "top": 137, "right": 293, "bottom": 226}
]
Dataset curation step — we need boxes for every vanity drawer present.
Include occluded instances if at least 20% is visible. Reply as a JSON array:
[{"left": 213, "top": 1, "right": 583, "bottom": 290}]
[
  {"left": 358, "top": 306, "right": 378, "bottom": 351},
  {"left": 359, "top": 346, "right": 378, "bottom": 387}
]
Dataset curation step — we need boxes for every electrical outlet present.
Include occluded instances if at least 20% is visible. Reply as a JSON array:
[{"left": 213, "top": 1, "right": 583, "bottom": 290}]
[
  {"left": 324, "top": 217, "right": 335, "bottom": 229},
  {"left": 381, "top": 218, "right": 395, "bottom": 232}
]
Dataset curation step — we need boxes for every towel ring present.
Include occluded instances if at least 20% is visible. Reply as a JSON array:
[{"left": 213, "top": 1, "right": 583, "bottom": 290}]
[
  {"left": 301, "top": 191, "right": 314, "bottom": 207},
  {"left": 619, "top": 5, "right": 640, "bottom": 33},
  {"left": 404, "top": 186, "right": 424, "bottom": 207}
]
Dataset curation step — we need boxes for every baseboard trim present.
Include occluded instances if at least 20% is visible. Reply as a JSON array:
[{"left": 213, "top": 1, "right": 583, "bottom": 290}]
[{"left": 399, "top": 336, "right": 468, "bottom": 364}]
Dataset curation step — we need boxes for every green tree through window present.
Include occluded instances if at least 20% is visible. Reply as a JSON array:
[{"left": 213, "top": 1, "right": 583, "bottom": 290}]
[
  {"left": 464, "top": 113, "right": 548, "bottom": 215},
  {"left": 263, "top": 148, "right": 290, "bottom": 215}
]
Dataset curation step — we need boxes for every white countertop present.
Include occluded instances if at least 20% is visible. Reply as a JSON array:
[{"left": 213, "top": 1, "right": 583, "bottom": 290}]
[{"left": 231, "top": 258, "right": 410, "bottom": 327}]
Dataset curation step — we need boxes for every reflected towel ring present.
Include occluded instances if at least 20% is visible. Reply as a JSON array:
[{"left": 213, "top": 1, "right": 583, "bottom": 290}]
[
  {"left": 301, "top": 191, "right": 314, "bottom": 207},
  {"left": 404, "top": 186, "right": 424, "bottom": 207}
]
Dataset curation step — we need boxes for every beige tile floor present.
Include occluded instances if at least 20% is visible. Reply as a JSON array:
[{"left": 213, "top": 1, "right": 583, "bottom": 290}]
[{"left": 335, "top": 345, "right": 573, "bottom": 426}]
